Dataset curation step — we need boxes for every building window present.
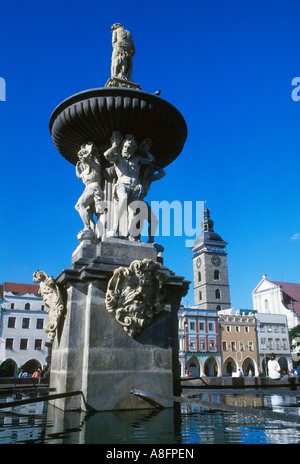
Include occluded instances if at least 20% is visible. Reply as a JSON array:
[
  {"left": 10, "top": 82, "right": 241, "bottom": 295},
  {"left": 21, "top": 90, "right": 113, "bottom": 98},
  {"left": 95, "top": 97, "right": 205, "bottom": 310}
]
[
  {"left": 41, "top": 305, "right": 45, "bottom": 311},
  {"left": 245, "top": 326, "right": 250, "bottom": 333},
  {"left": 199, "top": 322, "right": 204, "bottom": 331},
  {"left": 22, "top": 318, "right": 30, "bottom": 329},
  {"left": 267, "top": 325, "right": 272, "bottom": 333},
  {"left": 24, "top": 303, "right": 30, "bottom": 310},
  {"left": 199, "top": 340, "right": 205, "bottom": 350},
  {"left": 208, "top": 322, "right": 213, "bottom": 331},
  {"left": 5, "top": 338, "right": 13, "bottom": 349},
  {"left": 198, "top": 271, "right": 201, "bottom": 282},
  {"left": 222, "top": 341, "right": 227, "bottom": 351},
  {"left": 215, "top": 289, "right": 220, "bottom": 299},
  {"left": 34, "top": 339, "right": 42, "bottom": 350},
  {"left": 235, "top": 326, "right": 240, "bottom": 333},
  {"left": 36, "top": 319, "right": 44, "bottom": 329},
  {"left": 190, "top": 321, "right": 195, "bottom": 331},
  {"left": 7, "top": 317, "right": 16, "bottom": 328},
  {"left": 240, "top": 341, "right": 245, "bottom": 351},
  {"left": 248, "top": 341, "right": 254, "bottom": 351},
  {"left": 280, "top": 325, "right": 286, "bottom": 333},
  {"left": 189, "top": 339, "right": 197, "bottom": 351},
  {"left": 261, "top": 338, "right": 266, "bottom": 350},
  {"left": 231, "top": 341, "right": 236, "bottom": 351},
  {"left": 267, "top": 338, "right": 274, "bottom": 350},
  {"left": 216, "top": 305, "right": 221, "bottom": 311},
  {"left": 260, "top": 324, "right": 265, "bottom": 332},
  {"left": 10, "top": 303, "right": 14, "bottom": 309},
  {"left": 275, "top": 338, "right": 280, "bottom": 350},
  {"left": 209, "top": 340, "right": 215, "bottom": 350},
  {"left": 226, "top": 325, "right": 231, "bottom": 333},
  {"left": 199, "top": 291, "right": 202, "bottom": 300},
  {"left": 20, "top": 339, "right": 28, "bottom": 350},
  {"left": 214, "top": 270, "right": 220, "bottom": 280},
  {"left": 282, "top": 338, "right": 288, "bottom": 350}
]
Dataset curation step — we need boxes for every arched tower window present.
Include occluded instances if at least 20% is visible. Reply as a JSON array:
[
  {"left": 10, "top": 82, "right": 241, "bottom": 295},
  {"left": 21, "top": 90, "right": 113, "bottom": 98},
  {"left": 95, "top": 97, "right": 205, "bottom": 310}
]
[
  {"left": 214, "top": 270, "right": 220, "bottom": 280},
  {"left": 215, "top": 289, "right": 220, "bottom": 299},
  {"left": 198, "top": 271, "right": 201, "bottom": 282},
  {"left": 216, "top": 305, "right": 221, "bottom": 311},
  {"left": 199, "top": 290, "right": 202, "bottom": 300}
]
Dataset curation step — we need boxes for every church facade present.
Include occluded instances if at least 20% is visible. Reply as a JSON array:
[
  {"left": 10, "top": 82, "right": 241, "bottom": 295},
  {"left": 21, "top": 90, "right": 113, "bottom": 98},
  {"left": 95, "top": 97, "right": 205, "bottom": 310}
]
[{"left": 252, "top": 275, "right": 300, "bottom": 330}]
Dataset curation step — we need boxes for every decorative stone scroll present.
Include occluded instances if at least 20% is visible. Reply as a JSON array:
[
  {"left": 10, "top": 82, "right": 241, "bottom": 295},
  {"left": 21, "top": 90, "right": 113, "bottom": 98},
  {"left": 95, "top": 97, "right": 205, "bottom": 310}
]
[
  {"left": 33, "top": 271, "right": 65, "bottom": 343},
  {"left": 105, "top": 259, "right": 169, "bottom": 337}
]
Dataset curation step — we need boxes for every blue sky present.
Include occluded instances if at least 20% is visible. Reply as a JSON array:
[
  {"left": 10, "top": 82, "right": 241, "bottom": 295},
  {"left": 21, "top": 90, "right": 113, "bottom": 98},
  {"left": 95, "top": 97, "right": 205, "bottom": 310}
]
[{"left": 0, "top": 0, "right": 299, "bottom": 309}]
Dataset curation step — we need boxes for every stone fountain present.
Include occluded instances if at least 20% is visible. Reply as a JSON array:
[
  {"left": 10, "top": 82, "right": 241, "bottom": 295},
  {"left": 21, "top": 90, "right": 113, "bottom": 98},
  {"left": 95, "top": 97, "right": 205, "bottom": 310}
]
[{"left": 35, "top": 23, "right": 189, "bottom": 411}]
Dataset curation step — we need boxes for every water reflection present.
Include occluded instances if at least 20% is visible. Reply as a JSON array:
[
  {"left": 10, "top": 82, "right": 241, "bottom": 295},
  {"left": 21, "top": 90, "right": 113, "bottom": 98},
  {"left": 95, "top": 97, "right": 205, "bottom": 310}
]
[{"left": 0, "top": 390, "right": 300, "bottom": 444}]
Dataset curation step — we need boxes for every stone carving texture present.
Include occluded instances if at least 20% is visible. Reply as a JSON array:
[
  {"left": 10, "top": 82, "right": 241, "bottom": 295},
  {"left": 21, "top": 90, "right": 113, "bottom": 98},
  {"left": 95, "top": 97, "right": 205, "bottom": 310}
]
[
  {"left": 33, "top": 271, "right": 65, "bottom": 343},
  {"left": 105, "top": 259, "right": 169, "bottom": 337}
]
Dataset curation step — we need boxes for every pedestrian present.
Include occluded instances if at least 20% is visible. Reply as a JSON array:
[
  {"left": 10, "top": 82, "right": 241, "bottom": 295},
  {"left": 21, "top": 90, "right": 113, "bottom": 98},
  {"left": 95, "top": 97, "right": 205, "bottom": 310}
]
[
  {"left": 18, "top": 369, "right": 28, "bottom": 378},
  {"left": 296, "top": 364, "right": 300, "bottom": 377},
  {"left": 267, "top": 354, "right": 281, "bottom": 379},
  {"left": 32, "top": 368, "right": 41, "bottom": 378}
]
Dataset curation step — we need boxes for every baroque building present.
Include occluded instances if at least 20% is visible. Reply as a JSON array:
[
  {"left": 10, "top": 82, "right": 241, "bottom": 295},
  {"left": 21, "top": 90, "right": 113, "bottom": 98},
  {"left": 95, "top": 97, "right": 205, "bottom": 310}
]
[
  {"left": 178, "top": 307, "right": 221, "bottom": 377},
  {"left": 255, "top": 312, "right": 291, "bottom": 374},
  {"left": 192, "top": 207, "right": 231, "bottom": 311},
  {"left": 0, "top": 282, "right": 49, "bottom": 377},
  {"left": 218, "top": 308, "right": 258, "bottom": 376},
  {"left": 252, "top": 274, "right": 300, "bottom": 330}
]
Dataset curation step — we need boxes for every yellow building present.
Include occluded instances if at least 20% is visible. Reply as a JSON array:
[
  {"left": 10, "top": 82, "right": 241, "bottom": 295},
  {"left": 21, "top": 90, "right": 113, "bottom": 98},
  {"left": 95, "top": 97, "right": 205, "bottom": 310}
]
[{"left": 219, "top": 309, "right": 258, "bottom": 376}]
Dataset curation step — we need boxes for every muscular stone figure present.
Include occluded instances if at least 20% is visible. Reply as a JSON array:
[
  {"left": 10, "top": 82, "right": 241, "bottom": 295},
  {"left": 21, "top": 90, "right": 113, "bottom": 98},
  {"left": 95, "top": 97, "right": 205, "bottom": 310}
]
[
  {"left": 103, "top": 132, "right": 153, "bottom": 239},
  {"left": 75, "top": 142, "right": 103, "bottom": 239}
]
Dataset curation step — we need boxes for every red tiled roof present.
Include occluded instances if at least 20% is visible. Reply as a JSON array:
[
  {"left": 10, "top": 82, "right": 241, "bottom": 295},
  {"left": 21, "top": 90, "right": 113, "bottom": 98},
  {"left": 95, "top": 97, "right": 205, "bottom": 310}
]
[
  {"left": 270, "top": 280, "right": 300, "bottom": 317},
  {"left": 3, "top": 282, "right": 40, "bottom": 295}
]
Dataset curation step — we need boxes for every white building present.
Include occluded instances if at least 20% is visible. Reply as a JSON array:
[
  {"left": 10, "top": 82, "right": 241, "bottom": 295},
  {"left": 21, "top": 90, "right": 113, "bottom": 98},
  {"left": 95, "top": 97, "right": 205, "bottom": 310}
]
[
  {"left": 0, "top": 282, "right": 49, "bottom": 377},
  {"left": 255, "top": 312, "right": 292, "bottom": 374},
  {"left": 251, "top": 274, "right": 300, "bottom": 330}
]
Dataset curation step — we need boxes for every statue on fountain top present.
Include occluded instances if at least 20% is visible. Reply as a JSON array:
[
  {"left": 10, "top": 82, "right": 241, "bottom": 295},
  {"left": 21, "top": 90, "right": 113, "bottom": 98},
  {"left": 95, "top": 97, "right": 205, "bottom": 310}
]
[{"left": 106, "top": 23, "right": 141, "bottom": 90}]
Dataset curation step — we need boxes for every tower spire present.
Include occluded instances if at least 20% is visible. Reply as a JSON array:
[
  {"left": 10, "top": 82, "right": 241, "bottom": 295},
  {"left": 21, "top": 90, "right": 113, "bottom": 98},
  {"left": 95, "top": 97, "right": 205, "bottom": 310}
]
[{"left": 202, "top": 204, "right": 214, "bottom": 232}]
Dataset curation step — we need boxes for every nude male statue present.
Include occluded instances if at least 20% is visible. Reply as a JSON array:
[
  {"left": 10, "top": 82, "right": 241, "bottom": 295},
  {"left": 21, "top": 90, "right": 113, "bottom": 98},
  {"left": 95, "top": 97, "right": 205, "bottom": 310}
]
[
  {"left": 75, "top": 142, "right": 103, "bottom": 236},
  {"left": 138, "top": 139, "right": 166, "bottom": 242},
  {"left": 103, "top": 132, "right": 154, "bottom": 239},
  {"left": 111, "top": 23, "right": 135, "bottom": 80}
]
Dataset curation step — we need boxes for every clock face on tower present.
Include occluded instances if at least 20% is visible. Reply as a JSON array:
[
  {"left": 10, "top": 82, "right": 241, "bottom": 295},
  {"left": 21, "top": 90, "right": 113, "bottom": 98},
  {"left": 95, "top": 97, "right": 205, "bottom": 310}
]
[
  {"left": 196, "top": 257, "right": 201, "bottom": 268},
  {"left": 211, "top": 255, "right": 221, "bottom": 266}
]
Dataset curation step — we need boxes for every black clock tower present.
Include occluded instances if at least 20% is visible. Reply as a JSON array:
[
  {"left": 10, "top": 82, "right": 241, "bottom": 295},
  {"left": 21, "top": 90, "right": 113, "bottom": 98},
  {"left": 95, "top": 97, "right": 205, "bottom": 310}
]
[{"left": 192, "top": 206, "right": 231, "bottom": 311}]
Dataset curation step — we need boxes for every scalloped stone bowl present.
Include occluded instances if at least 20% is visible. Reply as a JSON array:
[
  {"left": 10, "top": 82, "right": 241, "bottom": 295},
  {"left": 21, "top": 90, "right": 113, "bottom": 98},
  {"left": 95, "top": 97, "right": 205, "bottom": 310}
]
[{"left": 49, "top": 87, "right": 187, "bottom": 168}]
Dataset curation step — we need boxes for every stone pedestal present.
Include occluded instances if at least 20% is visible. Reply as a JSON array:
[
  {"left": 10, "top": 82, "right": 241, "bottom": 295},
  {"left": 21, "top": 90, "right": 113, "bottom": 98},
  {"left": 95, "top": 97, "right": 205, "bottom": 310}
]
[{"left": 49, "top": 238, "right": 188, "bottom": 411}]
